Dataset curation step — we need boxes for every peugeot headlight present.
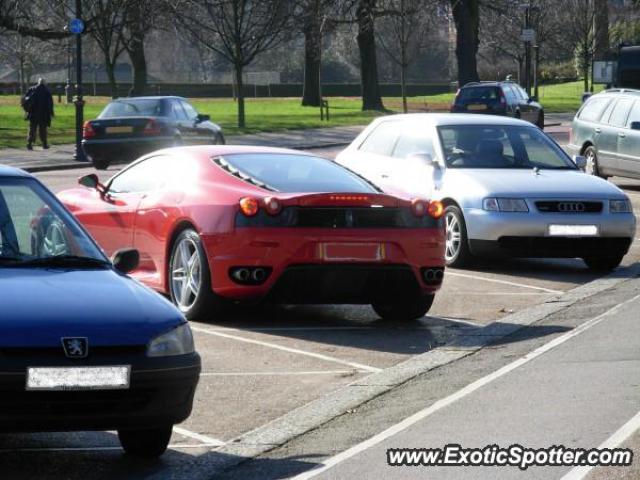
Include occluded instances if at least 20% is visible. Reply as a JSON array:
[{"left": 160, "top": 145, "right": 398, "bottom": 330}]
[
  {"left": 483, "top": 197, "right": 529, "bottom": 212},
  {"left": 610, "top": 199, "right": 632, "bottom": 213},
  {"left": 147, "top": 323, "right": 195, "bottom": 357}
]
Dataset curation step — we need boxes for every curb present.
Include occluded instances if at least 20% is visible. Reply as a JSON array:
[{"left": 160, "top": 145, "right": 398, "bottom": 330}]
[{"left": 189, "top": 262, "right": 640, "bottom": 479}]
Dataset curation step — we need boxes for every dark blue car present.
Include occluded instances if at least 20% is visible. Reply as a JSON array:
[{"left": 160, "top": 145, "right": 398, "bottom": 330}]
[{"left": 0, "top": 166, "right": 200, "bottom": 457}]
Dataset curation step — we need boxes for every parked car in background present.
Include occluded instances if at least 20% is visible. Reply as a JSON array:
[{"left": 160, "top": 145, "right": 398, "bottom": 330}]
[
  {"left": 82, "top": 96, "right": 224, "bottom": 170},
  {"left": 336, "top": 114, "right": 635, "bottom": 272},
  {"left": 58, "top": 146, "right": 446, "bottom": 322},
  {"left": 567, "top": 89, "right": 640, "bottom": 180},
  {"left": 0, "top": 166, "right": 200, "bottom": 458},
  {"left": 451, "top": 81, "right": 544, "bottom": 129}
]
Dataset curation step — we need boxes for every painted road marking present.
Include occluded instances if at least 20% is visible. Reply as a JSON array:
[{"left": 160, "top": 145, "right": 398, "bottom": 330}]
[
  {"left": 191, "top": 326, "right": 382, "bottom": 373},
  {"left": 0, "top": 444, "right": 219, "bottom": 453},
  {"left": 560, "top": 409, "right": 640, "bottom": 480},
  {"left": 446, "top": 271, "right": 564, "bottom": 294},
  {"left": 291, "top": 293, "right": 640, "bottom": 479},
  {"left": 173, "top": 426, "right": 225, "bottom": 447},
  {"left": 200, "top": 370, "right": 357, "bottom": 377}
]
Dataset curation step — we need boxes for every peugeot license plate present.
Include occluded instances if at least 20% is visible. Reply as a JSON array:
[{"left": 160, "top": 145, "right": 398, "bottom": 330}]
[
  {"left": 548, "top": 225, "right": 599, "bottom": 237},
  {"left": 26, "top": 366, "right": 131, "bottom": 391}
]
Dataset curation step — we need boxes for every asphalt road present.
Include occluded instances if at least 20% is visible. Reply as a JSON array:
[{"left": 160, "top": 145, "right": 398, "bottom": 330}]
[{"left": 0, "top": 126, "right": 638, "bottom": 479}]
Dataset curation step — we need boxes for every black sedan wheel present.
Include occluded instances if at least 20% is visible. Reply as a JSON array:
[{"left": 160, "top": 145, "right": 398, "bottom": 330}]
[
  {"left": 372, "top": 294, "right": 435, "bottom": 322},
  {"left": 118, "top": 425, "right": 172, "bottom": 458},
  {"left": 92, "top": 155, "right": 110, "bottom": 170},
  {"left": 582, "top": 255, "right": 623, "bottom": 272},
  {"left": 537, "top": 110, "right": 545, "bottom": 129}
]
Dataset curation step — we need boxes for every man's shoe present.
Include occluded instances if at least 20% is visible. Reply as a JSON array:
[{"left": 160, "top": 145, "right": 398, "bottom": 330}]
[
  {"left": 43, "top": 144, "right": 50, "bottom": 150},
  {"left": 26, "top": 144, "right": 33, "bottom": 150}
]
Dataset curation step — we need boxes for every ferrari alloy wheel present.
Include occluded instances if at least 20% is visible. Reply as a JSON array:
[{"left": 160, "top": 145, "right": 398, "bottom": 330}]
[
  {"left": 444, "top": 205, "right": 473, "bottom": 268},
  {"left": 33, "top": 217, "right": 69, "bottom": 257}
]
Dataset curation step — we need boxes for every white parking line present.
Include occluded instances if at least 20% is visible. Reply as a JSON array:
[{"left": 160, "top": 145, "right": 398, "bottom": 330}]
[
  {"left": 560, "top": 409, "right": 640, "bottom": 480},
  {"left": 200, "top": 370, "right": 357, "bottom": 377},
  {"left": 172, "top": 426, "right": 225, "bottom": 447},
  {"left": 446, "top": 271, "right": 564, "bottom": 294},
  {"left": 199, "top": 326, "right": 375, "bottom": 332},
  {"left": 291, "top": 293, "right": 640, "bottom": 480},
  {"left": 191, "top": 326, "right": 382, "bottom": 373},
  {"left": 451, "top": 291, "right": 551, "bottom": 295}
]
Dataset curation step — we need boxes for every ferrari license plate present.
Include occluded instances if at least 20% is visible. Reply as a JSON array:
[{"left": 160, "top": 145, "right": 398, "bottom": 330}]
[
  {"left": 548, "top": 224, "right": 599, "bottom": 237},
  {"left": 467, "top": 104, "right": 487, "bottom": 111},
  {"left": 26, "top": 366, "right": 131, "bottom": 391},
  {"left": 106, "top": 126, "right": 133, "bottom": 134},
  {"left": 320, "top": 243, "right": 385, "bottom": 261}
]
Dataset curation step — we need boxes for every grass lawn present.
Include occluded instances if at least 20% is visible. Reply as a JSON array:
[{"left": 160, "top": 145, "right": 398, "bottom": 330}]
[{"left": 0, "top": 81, "right": 598, "bottom": 149}]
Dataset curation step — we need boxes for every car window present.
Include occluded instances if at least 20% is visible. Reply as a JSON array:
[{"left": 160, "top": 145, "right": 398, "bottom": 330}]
[
  {"left": 99, "top": 99, "right": 164, "bottom": 118},
  {"left": 109, "top": 156, "right": 173, "bottom": 193},
  {"left": 171, "top": 100, "right": 188, "bottom": 120},
  {"left": 502, "top": 85, "right": 517, "bottom": 103},
  {"left": 626, "top": 100, "right": 640, "bottom": 127},
  {"left": 608, "top": 98, "right": 634, "bottom": 127},
  {"left": 180, "top": 101, "right": 199, "bottom": 121},
  {"left": 0, "top": 178, "right": 103, "bottom": 261},
  {"left": 578, "top": 96, "right": 613, "bottom": 122},
  {"left": 458, "top": 86, "right": 500, "bottom": 102},
  {"left": 216, "top": 153, "right": 378, "bottom": 193},
  {"left": 514, "top": 85, "right": 529, "bottom": 100},
  {"left": 392, "top": 132, "right": 435, "bottom": 159},
  {"left": 358, "top": 122, "right": 401, "bottom": 156},
  {"left": 437, "top": 125, "right": 574, "bottom": 169}
]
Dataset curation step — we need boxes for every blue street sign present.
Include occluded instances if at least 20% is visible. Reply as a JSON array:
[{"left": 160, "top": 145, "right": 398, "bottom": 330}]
[{"left": 68, "top": 18, "right": 84, "bottom": 35}]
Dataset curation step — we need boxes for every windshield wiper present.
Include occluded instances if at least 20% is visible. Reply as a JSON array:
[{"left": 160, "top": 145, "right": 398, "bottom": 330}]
[{"left": 9, "top": 255, "right": 111, "bottom": 269}]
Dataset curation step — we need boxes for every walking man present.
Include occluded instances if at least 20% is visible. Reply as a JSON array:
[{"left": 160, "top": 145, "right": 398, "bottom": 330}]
[{"left": 23, "top": 78, "right": 54, "bottom": 150}]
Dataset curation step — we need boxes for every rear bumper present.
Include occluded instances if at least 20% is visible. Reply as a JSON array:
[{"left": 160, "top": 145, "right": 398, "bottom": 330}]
[
  {"left": 0, "top": 353, "right": 200, "bottom": 432},
  {"left": 470, "top": 237, "right": 632, "bottom": 258},
  {"left": 202, "top": 228, "right": 445, "bottom": 302},
  {"left": 82, "top": 137, "right": 175, "bottom": 162}
]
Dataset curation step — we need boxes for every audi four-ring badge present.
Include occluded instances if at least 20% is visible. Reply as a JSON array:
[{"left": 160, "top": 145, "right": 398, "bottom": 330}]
[
  {"left": 336, "top": 114, "right": 636, "bottom": 272},
  {"left": 0, "top": 166, "right": 200, "bottom": 458}
]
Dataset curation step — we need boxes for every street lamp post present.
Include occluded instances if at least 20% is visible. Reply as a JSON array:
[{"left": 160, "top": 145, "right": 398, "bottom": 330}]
[
  {"left": 524, "top": 3, "right": 531, "bottom": 96},
  {"left": 72, "top": 0, "right": 87, "bottom": 162}
]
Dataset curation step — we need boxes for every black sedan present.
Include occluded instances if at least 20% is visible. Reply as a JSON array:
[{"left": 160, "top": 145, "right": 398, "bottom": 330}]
[{"left": 82, "top": 96, "right": 225, "bottom": 169}]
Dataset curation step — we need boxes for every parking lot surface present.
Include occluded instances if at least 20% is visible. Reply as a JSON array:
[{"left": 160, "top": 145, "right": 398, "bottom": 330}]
[{"left": 1, "top": 127, "right": 639, "bottom": 478}]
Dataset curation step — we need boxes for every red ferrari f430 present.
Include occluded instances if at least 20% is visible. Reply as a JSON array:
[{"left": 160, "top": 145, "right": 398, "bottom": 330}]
[{"left": 58, "top": 146, "right": 445, "bottom": 321}]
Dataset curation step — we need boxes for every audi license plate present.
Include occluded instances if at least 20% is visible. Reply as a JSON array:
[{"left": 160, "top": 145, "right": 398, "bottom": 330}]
[
  {"left": 26, "top": 366, "right": 131, "bottom": 391},
  {"left": 548, "top": 225, "right": 599, "bottom": 237},
  {"left": 320, "top": 243, "right": 385, "bottom": 261}
]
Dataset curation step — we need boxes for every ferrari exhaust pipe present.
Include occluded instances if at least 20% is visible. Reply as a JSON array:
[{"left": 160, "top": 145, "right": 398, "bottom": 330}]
[
  {"left": 233, "top": 268, "right": 251, "bottom": 282},
  {"left": 252, "top": 268, "right": 267, "bottom": 282}
]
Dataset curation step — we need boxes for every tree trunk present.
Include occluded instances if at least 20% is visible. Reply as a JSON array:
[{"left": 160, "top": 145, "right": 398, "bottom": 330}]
[
  {"left": 357, "top": 0, "right": 384, "bottom": 111},
  {"left": 105, "top": 60, "right": 118, "bottom": 98},
  {"left": 127, "top": 37, "right": 147, "bottom": 96},
  {"left": 593, "top": 0, "right": 609, "bottom": 61},
  {"left": 302, "top": 15, "right": 321, "bottom": 107},
  {"left": 235, "top": 63, "right": 246, "bottom": 128},
  {"left": 450, "top": 0, "right": 480, "bottom": 87}
]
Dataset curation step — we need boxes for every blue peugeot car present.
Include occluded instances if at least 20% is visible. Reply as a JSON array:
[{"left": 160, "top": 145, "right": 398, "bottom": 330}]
[{"left": 0, "top": 166, "right": 200, "bottom": 457}]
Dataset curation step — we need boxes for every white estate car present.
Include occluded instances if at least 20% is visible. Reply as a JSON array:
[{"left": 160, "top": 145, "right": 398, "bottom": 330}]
[{"left": 336, "top": 114, "right": 636, "bottom": 271}]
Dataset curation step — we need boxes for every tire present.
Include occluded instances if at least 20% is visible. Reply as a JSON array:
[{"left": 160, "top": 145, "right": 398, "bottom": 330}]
[
  {"left": 536, "top": 110, "right": 545, "bottom": 129},
  {"left": 583, "top": 145, "right": 606, "bottom": 179},
  {"left": 514, "top": 110, "right": 521, "bottom": 119},
  {"left": 444, "top": 205, "right": 473, "bottom": 268},
  {"left": 372, "top": 294, "right": 435, "bottom": 322},
  {"left": 582, "top": 255, "right": 623, "bottom": 272},
  {"left": 168, "top": 228, "right": 226, "bottom": 320},
  {"left": 92, "top": 156, "right": 110, "bottom": 170},
  {"left": 118, "top": 425, "right": 172, "bottom": 458}
]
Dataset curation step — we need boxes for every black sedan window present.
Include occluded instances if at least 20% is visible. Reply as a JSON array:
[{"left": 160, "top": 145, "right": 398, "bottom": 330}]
[
  {"left": 215, "top": 153, "right": 379, "bottom": 193},
  {"left": 99, "top": 100, "right": 164, "bottom": 118}
]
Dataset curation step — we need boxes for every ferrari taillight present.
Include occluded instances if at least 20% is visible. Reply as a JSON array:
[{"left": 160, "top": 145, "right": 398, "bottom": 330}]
[
  {"left": 83, "top": 121, "right": 96, "bottom": 139},
  {"left": 427, "top": 200, "right": 444, "bottom": 219},
  {"left": 264, "top": 197, "right": 282, "bottom": 215},
  {"left": 239, "top": 197, "right": 259, "bottom": 216}
]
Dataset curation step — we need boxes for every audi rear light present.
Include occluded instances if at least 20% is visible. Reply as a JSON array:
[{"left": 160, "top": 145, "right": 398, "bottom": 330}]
[
  {"left": 239, "top": 197, "right": 259, "bottom": 217},
  {"left": 264, "top": 197, "right": 282, "bottom": 215},
  {"left": 428, "top": 200, "right": 444, "bottom": 219},
  {"left": 82, "top": 121, "right": 96, "bottom": 139},
  {"left": 143, "top": 119, "right": 162, "bottom": 135},
  {"left": 411, "top": 199, "right": 428, "bottom": 217}
]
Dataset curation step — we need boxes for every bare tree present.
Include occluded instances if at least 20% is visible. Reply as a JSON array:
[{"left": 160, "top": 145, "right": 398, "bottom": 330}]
[
  {"left": 563, "top": 0, "right": 595, "bottom": 91},
  {"left": 175, "top": 0, "right": 291, "bottom": 128},
  {"left": 356, "top": 0, "right": 384, "bottom": 110},
  {"left": 376, "top": 0, "right": 433, "bottom": 112},
  {"left": 0, "top": 32, "right": 40, "bottom": 92},
  {"left": 451, "top": 0, "right": 480, "bottom": 86}
]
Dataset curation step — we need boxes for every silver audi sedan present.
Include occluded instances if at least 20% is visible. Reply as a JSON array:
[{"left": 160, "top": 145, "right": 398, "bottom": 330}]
[{"left": 336, "top": 114, "right": 636, "bottom": 271}]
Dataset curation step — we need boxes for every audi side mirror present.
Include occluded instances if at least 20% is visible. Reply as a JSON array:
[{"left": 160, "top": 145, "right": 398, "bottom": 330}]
[
  {"left": 111, "top": 248, "right": 139, "bottom": 274},
  {"left": 573, "top": 155, "right": 587, "bottom": 170}
]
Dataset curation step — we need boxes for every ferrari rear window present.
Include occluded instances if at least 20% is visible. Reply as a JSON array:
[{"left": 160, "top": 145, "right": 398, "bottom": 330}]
[{"left": 215, "top": 153, "right": 379, "bottom": 193}]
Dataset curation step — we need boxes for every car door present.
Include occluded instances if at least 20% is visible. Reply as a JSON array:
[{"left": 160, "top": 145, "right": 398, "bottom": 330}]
[
  {"left": 180, "top": 100, "right": 210, "bottom": 144},
  {"left": 513, "top": 85, "right": 535, "bottom": 122},
  {"left": 600, "top": 97, "right": 634, "bottom": 176},
  {"left": 388, "top": 127, "right": 441, "bottom": 197},
  {"left": 168, "top": 99, "right": 194, "bottom": 142},
  {"left": 616, "top": 99, "right": 640, "bottom": 178},
  {"left": 76, "top": 161, "right": 160, "bottom": 256},
  {"left": 347, "top": 121, "right": 401, "bottom": 191},
  {"left": 501, "top": 85, "right": 519, "bottom": 118}
]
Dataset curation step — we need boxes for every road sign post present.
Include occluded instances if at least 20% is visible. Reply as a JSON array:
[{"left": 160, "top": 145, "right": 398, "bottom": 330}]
[{"left": 70, "top": 6, "right": 87, "bottom": 162}]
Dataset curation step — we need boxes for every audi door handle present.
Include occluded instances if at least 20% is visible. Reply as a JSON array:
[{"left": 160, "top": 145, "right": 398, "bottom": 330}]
[
  {"left": 594, "top": 128, "right": 602, "bottom": 133},
  {"left": 381, "top": 174, "right": 390, "bottom": 179},
  {"left": 618, "top": 132, "right": 626, "bottom": 138}
]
